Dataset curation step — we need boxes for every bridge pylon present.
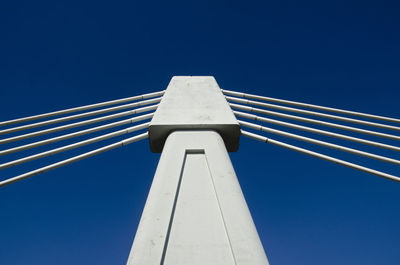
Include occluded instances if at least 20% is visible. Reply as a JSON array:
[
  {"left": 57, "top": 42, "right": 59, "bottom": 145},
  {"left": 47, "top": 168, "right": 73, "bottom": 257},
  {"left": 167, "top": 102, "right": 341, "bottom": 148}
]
[{"left": 127, "top": 76, "right": 268, "bottom": 265}]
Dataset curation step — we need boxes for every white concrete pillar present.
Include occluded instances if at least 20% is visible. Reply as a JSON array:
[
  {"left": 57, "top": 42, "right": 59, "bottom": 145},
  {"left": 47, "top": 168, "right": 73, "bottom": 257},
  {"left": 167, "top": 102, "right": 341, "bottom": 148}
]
[{"left": 127, "top": 131, "right": 269, "bottom": 265}]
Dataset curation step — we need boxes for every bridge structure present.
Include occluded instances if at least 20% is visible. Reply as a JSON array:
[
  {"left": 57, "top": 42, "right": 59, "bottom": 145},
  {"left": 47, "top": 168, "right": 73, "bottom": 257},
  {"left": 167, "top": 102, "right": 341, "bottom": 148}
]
[{"left": 1, "top": 76, "right": 399, "bottom": 264}]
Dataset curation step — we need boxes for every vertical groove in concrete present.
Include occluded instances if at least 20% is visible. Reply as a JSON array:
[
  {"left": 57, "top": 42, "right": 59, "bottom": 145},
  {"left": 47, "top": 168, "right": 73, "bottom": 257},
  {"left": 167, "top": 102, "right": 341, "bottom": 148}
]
[{"left": 163, "top": 152, "right": 236, "bottom": 264}]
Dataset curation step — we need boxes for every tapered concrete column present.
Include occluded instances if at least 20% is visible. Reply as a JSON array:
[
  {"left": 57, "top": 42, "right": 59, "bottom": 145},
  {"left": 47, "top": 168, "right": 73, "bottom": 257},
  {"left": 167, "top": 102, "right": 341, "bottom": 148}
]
[{"left": 127, "top": 131, "right": 269, "bottom": 265}]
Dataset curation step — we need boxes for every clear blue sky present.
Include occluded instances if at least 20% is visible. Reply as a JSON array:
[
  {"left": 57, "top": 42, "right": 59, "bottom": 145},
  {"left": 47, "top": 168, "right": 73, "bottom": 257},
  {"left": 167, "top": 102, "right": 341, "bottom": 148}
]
[{"left": 1, "top": 0, "right": 399, "bottom": 264}]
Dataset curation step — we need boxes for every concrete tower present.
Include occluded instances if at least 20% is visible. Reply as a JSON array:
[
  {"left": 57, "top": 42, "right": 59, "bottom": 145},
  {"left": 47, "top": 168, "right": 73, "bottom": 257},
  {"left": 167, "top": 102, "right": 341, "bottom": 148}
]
[{"left": 126, "top": 76, "right": 269, "bottom": 265}]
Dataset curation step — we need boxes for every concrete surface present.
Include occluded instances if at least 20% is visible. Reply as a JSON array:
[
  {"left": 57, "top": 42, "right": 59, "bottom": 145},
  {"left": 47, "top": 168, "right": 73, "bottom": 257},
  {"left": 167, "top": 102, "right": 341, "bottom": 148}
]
[
  {"left": 127, "top": 131, "right": 268, "bottom": 265},
  {"left": 148, "top": 76, "right": 240, "bottom": 152}
]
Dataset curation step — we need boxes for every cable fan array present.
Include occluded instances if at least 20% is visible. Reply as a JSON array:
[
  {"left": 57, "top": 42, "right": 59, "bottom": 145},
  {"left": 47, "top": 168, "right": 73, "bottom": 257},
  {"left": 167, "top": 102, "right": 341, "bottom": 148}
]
[
  {"left": 0, "top": 91, "right": 164, "bottom": 187},
  {"left": 222, "top": 89, "right": 400, "bottom": 183},
  {"left": 1, "top": 88, "right": 399, "bottom": 187}
]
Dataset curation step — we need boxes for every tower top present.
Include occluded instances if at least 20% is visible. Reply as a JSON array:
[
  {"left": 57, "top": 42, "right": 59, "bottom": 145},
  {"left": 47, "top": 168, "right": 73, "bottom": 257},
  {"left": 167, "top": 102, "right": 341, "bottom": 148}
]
[{"left": 148, "top": 76, "right": 240, "bottom": 152}]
